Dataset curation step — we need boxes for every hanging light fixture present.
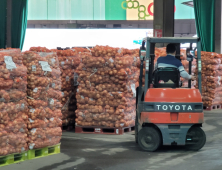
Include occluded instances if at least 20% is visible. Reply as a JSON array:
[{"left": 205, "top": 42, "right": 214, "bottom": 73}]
[{"left": 182, "top": 1, "right": 194, "bottom": 8}]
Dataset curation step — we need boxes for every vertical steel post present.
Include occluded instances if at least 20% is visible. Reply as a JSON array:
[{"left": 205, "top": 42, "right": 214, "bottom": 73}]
[
  {"left": 163, "top": 0, "right": 175, "bottom": 37},
  {"left": 188, "top": 61, "right": 192, "bottom": 88},
  {"left": 215, "top": 0, "right": 222, "bottom": 53},
  {"left": 175, "top": 43, "right": 181, "bottom": 61},
  {"left": 144, "top": 39, "right": 150, "bottom": 100},
  {"left": 197, "top": 40, "right": 202, "bottom": 94},
  {"left": 149, "top": 43, "right": 155, "bottom": 88},
  {"left": 154, "top": 0, "right": 174, "bottom": 47}
]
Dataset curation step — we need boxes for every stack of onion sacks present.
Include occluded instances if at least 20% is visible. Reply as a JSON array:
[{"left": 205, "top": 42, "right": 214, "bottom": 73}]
[
  {"left": 0, "top": 49, "right": 28, "bottom": 156},
  {"left": 57, "top": 49, "right": 81, "bottom": 126},
  {"left": 23, "top": 50, "right": 62, "bottom": 149},
  {"left": 195, "top": 52, "right": 222, "bottom": 106},
  {"left": 75, "top": 45, "right": 139, "bottom": 128}
]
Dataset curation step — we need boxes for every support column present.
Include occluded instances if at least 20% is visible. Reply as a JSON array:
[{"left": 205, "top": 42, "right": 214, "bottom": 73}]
[
  {"left": 6, "top": 0, "right": 12, "bottom": 48},
  {"left": 153, "top": 0, "right": 174, "bottom": 37},
  {"left": 215, "top": 0, "right": 222, "bottom": 53},
  {"left": 153, "top": 0, "right": 174, "bottom": 47}
]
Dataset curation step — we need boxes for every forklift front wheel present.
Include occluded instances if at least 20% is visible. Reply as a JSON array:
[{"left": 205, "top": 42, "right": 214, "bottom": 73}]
[{"left": 138, "top": 127, "right": 161, "bottom": 152}]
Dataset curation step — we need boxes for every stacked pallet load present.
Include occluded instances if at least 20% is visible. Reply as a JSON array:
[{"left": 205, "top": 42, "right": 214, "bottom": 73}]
[
  {"left": 195, "top": 52, "right": 222, "bottom": 108},
  {"left": 75, "top": 46, "right": 139, "bottom": 130},
  {"left": 23, "top": 48, "right": 62, "bottom": 150},
  {"left": 0, "top": 49, "right": 28, "bottom": 156},
  {"left": 57, "top": 49, "right": 81, "bottom": 127}
]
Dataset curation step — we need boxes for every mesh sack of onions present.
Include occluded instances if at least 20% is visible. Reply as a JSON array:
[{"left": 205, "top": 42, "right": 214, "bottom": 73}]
[{"left": 0, "top": 132, "right": 28, "bottom": 156}]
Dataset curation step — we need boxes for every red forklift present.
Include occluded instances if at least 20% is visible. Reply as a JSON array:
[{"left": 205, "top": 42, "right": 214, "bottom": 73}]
[{"left": 135, "top": 37, "right": 206, "bottom": 151}]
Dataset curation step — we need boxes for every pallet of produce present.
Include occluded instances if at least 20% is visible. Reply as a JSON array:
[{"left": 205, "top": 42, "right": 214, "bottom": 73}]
[
  {"left": 75, "top": 46, "right": 139, "bottom": 131},
  {"left": 0, "top": 49, "right": 29, "bottom": 160},
  {"left": 56, "top": 49, "right": 81, "bottom": 126},
  {"left": 195, "top": 52, "right": 222, "bottom": 108},
  {"left": 23, "top": 49, "right": 63, "bottom": 150}
]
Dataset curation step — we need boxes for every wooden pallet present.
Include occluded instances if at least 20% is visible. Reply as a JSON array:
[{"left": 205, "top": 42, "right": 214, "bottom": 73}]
[
  {"left": 75, "top": 126, "right": 135, "bottom": 135},
  {"left": 28, "top": 143, "right": 60, "bottom": 160},
  {"left": 0, "top": 151, "right": 28, "bottom": 167},
  {"left": 203, "top": 104, "right": 221, "bottom": 111}
]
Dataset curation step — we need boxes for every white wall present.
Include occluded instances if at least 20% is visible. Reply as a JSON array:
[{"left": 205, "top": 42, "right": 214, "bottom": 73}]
[{"left": 23, "top": 29, "right": 153, "bottom": 51}]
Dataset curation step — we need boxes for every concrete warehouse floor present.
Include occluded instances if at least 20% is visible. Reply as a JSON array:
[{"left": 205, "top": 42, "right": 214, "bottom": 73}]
[{"left": 2, "top": 110, "right": 222, "bottom": 170}]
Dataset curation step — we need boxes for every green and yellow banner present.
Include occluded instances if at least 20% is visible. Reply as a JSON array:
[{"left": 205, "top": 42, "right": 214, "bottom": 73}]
[{"left": 28, "top": 0, "right": 195, "bottom": 20}]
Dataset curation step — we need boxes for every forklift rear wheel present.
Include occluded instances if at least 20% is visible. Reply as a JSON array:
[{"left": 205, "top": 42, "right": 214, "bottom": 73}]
[
  {"left": 135, "top": 116, "right": 138, "bottom": 144},
  {"left": 138, "top": 127, "right": 161, "bottom": 152},
  {"left": 185, "top": 126, "right": 206, "bottom": 151}
]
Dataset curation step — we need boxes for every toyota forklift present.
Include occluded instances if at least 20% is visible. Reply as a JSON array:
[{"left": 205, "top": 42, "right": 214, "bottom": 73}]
[{"left": 135, "top": 37, "right": 206, "bottom": 151}]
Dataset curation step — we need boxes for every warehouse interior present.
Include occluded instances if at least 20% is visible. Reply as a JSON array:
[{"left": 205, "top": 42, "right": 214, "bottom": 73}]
[{"left": 0, "top": 0, "right": 222, "bottom": 170}]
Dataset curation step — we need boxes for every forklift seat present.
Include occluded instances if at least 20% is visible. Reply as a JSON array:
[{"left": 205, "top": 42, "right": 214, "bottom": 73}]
[{"left": 153, "top": 67, "right": 180, "bottom": 88}]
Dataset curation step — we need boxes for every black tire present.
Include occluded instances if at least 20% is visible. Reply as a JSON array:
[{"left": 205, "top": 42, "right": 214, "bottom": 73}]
[
  {"left": 135, "top": 115, "right": 138, "bottom": 144},
  {"left": 138, "top": 127, "right": 161, "bottom": 152},
  {"left": 185, "top": 126, "right": 206, "bottom": 151}
]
